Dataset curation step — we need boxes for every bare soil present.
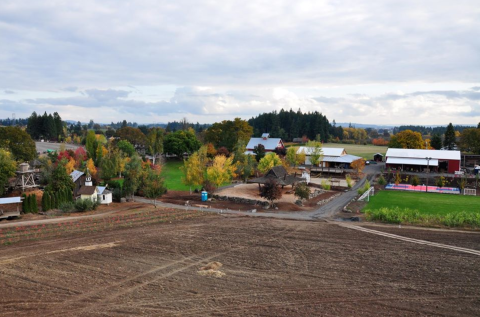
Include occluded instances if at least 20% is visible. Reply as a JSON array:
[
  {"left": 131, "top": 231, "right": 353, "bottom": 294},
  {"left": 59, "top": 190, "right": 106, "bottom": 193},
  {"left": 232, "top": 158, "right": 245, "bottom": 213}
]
[
  {"left": 0, "top": 215, "right": 479, "bottom": 316},
  {"left": 161, "top": 188, "right": 340, "bottom": 212}
]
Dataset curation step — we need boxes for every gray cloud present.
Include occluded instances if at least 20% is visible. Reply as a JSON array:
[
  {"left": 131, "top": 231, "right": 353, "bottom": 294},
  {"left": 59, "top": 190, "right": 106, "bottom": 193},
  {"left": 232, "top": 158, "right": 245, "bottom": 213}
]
[
  {"left": 4, "top": 90, "right": 15, "bottom": 94},
  {"left": 0, "top": 1, "right": 478, "bottom": 90}
]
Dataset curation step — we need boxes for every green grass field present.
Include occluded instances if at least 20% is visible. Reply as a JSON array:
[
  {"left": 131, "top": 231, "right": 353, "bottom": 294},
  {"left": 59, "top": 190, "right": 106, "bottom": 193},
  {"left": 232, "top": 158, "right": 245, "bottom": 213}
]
[
  {"left": 364, "top": 191, "right": 480, "bottom": 227},
  {"left": 322, "top": 143, "right": 387, "bottom": 160},
  {"left": 162, "top": 161, "right": 192, "bottom": 191},
  {"left": 366, "top": 190, "right": 480, "bottom": 215}
]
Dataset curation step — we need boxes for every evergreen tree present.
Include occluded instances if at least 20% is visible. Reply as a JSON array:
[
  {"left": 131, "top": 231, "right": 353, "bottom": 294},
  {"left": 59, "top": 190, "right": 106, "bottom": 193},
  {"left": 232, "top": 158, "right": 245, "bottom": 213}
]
[
  {"left": 54, "top": 192, "right": 59, "bottom": 209},
  {"left": 45, "top": 192, "right": 51, "bottom": 211},
  {"left": 431, "top": 134, "right": 442, "bottom": 150},
  {"left": 32, "top": 194, "right": 38, "bottom": 213},
  {"left": 22, "top": 194, "right": 27, "bottom": 213},
  {"left": 42, "top": 192, "right": 48, "bottom": 211},
  {"left": 444, "top": 123, "right": 456, "bottom": 150}
]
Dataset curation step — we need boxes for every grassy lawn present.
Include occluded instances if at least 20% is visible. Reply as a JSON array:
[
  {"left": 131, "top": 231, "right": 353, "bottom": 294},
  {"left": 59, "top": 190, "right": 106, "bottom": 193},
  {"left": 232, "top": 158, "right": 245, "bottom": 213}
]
[
  {"left": 322, "top": 143, "right": 387, "bottom": 160},
  {"left": 364, "top": 190, "right": 480, "bottom": 227},
  {"left": 366, "top": 190, "right": 480, "bottom": 215},
  {"left": 162, "top": 160, "right": 192, "bottom": 192}
]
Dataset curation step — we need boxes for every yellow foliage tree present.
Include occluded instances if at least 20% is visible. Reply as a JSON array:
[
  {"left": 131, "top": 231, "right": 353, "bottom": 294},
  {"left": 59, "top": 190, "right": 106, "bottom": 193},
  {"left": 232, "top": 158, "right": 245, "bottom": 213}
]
[
  {"left": 181, "top": 152, "right": 205, "bottom": 194},
  {"left": 65, "top": 157, "right": 76, "bottom": 174},
  {"left": 206, "top": 155, "right": 237, "bottom": 189},
  {"left": 86, "top": 158, "right": 97, "bottom": 177},
  {"left": 258, "top": 153, "right": 283, "bottom": 174}
]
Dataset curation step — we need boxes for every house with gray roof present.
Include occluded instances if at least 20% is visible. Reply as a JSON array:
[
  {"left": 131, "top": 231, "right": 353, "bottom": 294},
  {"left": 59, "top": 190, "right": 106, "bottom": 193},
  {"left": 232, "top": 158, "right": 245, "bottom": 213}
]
[{"left": 297, "top": 146, "right": 362, "bottom": 168}]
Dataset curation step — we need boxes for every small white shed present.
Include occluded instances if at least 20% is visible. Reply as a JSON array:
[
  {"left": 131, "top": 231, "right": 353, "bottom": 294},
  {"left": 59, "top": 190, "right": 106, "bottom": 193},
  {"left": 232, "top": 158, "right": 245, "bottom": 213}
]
[{"left": 97, "top": 186, "right": 112, "bottom": 205}]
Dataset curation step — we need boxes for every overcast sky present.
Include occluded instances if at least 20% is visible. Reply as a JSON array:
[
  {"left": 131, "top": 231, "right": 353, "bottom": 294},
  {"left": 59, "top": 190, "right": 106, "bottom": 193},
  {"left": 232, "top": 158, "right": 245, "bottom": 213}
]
[{"left": 1, "top": 0, "right": 479, "bottom": 126}]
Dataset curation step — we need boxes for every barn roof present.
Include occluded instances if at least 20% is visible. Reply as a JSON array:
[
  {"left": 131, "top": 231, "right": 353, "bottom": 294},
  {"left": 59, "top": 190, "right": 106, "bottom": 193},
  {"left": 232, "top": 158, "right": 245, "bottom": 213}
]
[
  {"left": 297, "top": 147, "right": 345, "bottom": 157},
  {"left": 386, "top": 148, "right": 460, "bottom": 161},
  {"left": 246, "top": 137, "right": 283, "bottom": 151},
  {"left": 70, "top": 170, "right": 84, "bottom": 183}
]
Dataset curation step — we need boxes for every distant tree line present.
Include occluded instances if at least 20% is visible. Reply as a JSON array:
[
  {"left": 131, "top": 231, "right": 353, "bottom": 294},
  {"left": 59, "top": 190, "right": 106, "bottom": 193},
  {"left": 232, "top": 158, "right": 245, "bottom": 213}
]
[
  {"left": 394, "top": 125, "right": 475, "bottom": 135},
  {"left": 26, "top": 111, "right": 65, "bottom": 141},
  {"left": 248, "top": 109, "right": 331, "bottom": 142},
  {"left": 0, "top": 118, "right": 28, "bottom": 126}
]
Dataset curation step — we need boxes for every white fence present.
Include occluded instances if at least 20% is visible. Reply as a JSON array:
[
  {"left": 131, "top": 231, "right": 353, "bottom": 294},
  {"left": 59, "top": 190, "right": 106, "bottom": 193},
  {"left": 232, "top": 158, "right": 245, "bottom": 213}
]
[
  {"left": 464, "top": 188, "right": 477, "bottom": 196},
  {"left": 358, "top": 187, "right": 375, "bottom": 202}
]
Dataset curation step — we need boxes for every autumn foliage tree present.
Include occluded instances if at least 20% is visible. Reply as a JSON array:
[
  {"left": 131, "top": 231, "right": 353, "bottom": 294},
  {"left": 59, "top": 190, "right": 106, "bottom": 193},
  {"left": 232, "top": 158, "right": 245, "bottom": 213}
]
[
  {"left": 258, "top": 153, "right": 283, "bottom": 174},
  {"left": 260, "top": 178, "right": 282, "bottom": 207},
  {"left": 206, "top": 155, "right": 237, "bottom": 190},
  {"left": 388, "top": 130, "right": 424, "bottom": 149},
  {"left": 372, "top": 138, "right": 389, "bottom": 146},
  {"left": 350, "top": 158, "right": 365, "bottom": 175},
  {"left": 181, "top": 152, "right": 205, "bottom": 194}
]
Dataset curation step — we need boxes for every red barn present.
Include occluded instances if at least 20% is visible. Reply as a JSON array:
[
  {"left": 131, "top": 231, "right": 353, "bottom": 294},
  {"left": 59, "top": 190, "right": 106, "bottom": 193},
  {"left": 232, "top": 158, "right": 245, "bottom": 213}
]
[{"left": 385, "top": 148, "right": 461, "bottom": 173}]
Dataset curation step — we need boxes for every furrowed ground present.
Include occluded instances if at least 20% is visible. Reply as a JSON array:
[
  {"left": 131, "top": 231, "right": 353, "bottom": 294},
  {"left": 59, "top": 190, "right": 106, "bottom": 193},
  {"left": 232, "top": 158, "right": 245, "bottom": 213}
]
[{"left": 0, "top": 211, "right": 479, "bottom": 316}]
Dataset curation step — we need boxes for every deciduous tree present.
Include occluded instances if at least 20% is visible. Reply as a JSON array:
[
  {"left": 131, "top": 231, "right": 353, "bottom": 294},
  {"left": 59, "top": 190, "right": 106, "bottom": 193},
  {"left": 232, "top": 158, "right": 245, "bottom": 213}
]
[
  {"left": 388, "top": 130, "right": 424, "bottom": 149},
  {"left": 258, "top": 153, "right": 283, "bottom": 174},
  {"left": 180, "top": 152, "right": 205, "bottom": 194},
  {"left": 0, "top": 126, "right": 36, "bottom": 162},
  {"left": 124, "top": 154, "right": 143, "bottom": 201},
  {"left": 305, "top": 140, "right": 323, "bottom": 166},
  {"left": 0, "top": 149, "right": 17, "bottom": 196},
  {"left": 351, "top": 159, "right": 365, "bottom": 175},
  {"left": 260, "top": 178, "right": 282, "bottom": 206},
  {"left": 206, "top": 155, "right": 237, "bottom": 190},
  {"left": 147, "top": 128, "right": 164, "bottom": 165}
]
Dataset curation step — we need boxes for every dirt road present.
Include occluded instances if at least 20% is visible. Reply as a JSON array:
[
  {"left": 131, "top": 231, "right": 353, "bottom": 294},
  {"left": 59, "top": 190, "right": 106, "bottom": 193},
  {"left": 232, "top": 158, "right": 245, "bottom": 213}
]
[{"left": 0, "top": 215, "right": 479, "bottom": 316}]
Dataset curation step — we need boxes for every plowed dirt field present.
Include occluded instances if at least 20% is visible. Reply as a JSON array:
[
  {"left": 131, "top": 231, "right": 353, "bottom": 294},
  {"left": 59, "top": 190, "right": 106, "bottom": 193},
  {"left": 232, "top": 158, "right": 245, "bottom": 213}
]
[{"left": 0, "top": 214, "right": 479, "bottom": 316}]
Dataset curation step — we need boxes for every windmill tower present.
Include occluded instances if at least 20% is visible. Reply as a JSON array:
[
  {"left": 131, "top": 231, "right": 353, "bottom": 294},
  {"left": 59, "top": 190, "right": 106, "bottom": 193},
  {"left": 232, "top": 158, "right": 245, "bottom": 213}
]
[
  {"left": 85, "top": 168, "right": 92, "bottom": 186},
  {"left": 14, "top": 163, "right": 38, "bottom": 191}
]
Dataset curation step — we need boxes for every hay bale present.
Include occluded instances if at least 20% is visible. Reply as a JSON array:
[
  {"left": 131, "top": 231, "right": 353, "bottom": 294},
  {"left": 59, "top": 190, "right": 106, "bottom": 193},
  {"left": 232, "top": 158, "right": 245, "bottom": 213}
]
[
  {"left": 197, "top": 269, "right": 226, "bottom": 278},
  {"left": 200, "top": 261, "right": 223, "bottom": 271}
]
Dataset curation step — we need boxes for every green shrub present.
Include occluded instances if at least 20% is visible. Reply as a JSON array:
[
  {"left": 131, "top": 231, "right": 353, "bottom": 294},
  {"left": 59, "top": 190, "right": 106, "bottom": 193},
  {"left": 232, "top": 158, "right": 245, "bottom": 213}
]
[
  {"left": 74, "top": 199, "right": 99, "bottom": 212},
  {"left": 345, "top": 174, "right": 353, "bottom": 189},
  {"left": 377, "top": 175, "right": 386, "bottom": 185},
  {"left": 112, "top": 188, "right": 124, "bottom": 202},
  {"left": 108, "top": 180, "right": 123, "bottom": 190},
  {"left": 321, "top": 179, "right": 331, "bottom": 190},
  {"left": 59, "top": 202, "right": 75, "bottom": 213},
  {"left": 357, "top": 180, "right": 371, "bottom": 195}
]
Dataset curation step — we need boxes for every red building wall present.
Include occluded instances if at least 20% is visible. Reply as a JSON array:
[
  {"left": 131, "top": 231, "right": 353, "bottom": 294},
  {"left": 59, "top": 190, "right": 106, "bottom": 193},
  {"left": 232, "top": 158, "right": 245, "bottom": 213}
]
[{"left": 448, "top": 160, "right": 460, "bottom": 173}]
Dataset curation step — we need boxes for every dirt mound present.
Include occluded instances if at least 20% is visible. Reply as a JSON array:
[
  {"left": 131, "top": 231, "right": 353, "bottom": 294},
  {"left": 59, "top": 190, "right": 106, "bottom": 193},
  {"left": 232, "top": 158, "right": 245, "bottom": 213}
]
[
  {"left": 200, "top": 261, "right": 223, "bottom": 271},
  {"left": 197, "top": 269, "right": 226, "bottom": 278},
  {"left": 198, "top": 261, "right": 225, "bottom": 278}
]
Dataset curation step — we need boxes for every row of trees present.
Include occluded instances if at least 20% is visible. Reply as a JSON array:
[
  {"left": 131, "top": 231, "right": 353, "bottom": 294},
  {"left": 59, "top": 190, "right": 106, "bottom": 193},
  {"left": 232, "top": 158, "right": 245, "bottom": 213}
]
[
  {"left": 388, "top": 123, "right": 457, "bottom": 150},
  {"left": 26, "top": 111, "right": 65, "bottom": 141},
  {"left": 248, "top": 109, "right": 331, "bottom": 142}
]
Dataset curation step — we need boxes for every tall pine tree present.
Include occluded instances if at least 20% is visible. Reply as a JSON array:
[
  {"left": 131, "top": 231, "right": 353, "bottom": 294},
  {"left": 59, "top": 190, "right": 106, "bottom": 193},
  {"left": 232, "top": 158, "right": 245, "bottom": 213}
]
[{"left": 444, "top": 123, "right": 456, "bottom": 150}]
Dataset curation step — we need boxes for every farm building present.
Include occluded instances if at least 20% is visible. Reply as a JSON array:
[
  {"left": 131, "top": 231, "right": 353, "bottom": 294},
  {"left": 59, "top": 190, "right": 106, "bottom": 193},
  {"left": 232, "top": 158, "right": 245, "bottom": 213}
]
[
  {"left": 249, "top": 166, "right": 303, "bottom": 188},
  {"left": 70, "top": 170, "right": 86, "bottom": 196},
  {"left": 245, "top": 133, "right": 285, "bottom": 155},
  {"left": 296, "top": 147, "right": 362, "bottom": 168},
  {"left": 385, "top": 148, "right": 461, "bottom": 173},
  {"left": 97, "top": 186, "right": 112, "bottom": 205}
]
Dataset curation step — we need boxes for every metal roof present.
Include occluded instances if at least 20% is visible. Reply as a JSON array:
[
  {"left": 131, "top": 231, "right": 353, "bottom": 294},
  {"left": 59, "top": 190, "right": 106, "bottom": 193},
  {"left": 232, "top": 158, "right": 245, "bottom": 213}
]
[
  {"left": 323, "top": 154, "right": 362, "bottom": 163},
  {"left": 297, "top": 147, "right": 345, "bottom": 157},
  {"left": 386, "top": 148, "right": 460, "bottom": 161},
  {"left": 246, "top": 137, "right": 283, "bottom": 151},
  {"left": 97, "top": 186, "right": 109, "bottom": 194},
  {"left": 386, "top": 157, "right": 439, "bottom": 166},
  {"left": 0, "top": 197, "right": 22, "bottom": 204},
  {"left": 70, "top": 170, "right": 84, "bottom": 183}
]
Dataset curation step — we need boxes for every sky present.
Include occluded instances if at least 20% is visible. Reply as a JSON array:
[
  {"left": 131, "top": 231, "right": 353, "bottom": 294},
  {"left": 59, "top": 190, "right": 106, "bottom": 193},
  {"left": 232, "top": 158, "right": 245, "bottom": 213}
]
[{"left": 0, "top": 0, "right": 479, "bottom": 126}]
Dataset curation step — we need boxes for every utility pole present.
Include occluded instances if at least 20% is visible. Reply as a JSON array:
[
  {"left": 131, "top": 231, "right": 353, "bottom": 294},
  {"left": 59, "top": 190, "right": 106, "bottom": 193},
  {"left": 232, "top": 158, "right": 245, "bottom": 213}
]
[{"left": 425, "top": 157, "right": 432, "bottom": 192}]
